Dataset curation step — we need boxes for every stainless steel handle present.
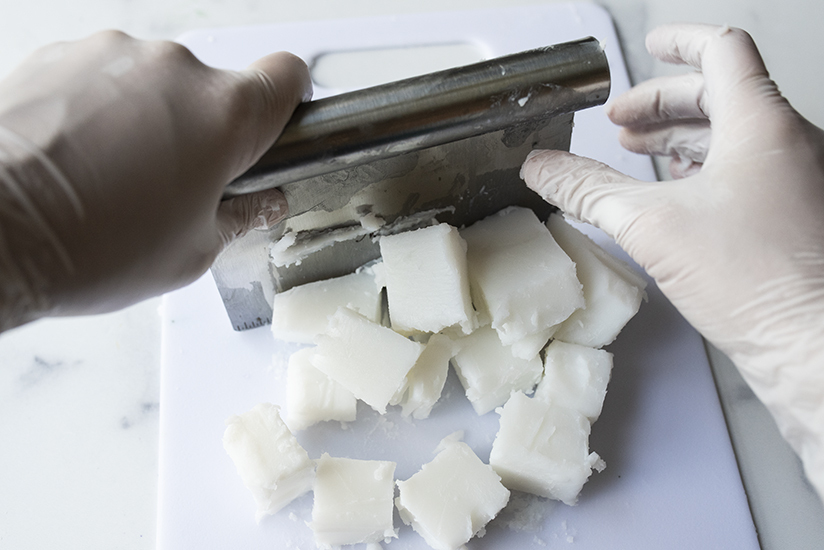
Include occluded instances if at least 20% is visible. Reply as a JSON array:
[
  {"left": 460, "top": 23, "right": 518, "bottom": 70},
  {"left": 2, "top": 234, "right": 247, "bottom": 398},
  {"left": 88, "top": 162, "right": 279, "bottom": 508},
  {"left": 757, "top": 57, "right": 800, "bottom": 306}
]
[{"left": 223, "top": 36, "right": 610, "bottom": 198}]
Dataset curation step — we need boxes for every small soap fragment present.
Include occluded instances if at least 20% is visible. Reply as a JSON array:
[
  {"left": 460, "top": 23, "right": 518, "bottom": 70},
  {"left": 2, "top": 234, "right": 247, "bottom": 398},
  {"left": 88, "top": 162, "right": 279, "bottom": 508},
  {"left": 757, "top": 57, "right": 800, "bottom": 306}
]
[
  {"left": 535, "top": 340, "right": 613, "bottom": 422},
  {"left": 222, "top": 403, "right": 315, "bottom": 521},
  {"left": 461, "top": 206, "right": 584, "bottom": 346},
  {"left": 310, "top": 454, "right": 397, "bottom": 548},
  {"left": 285, "top": 347, "right": 357, "bottom": 431},
  {"left": 547, "top": 215, "right": 647, "bottom": 348},
  {"left": 390, "top": 333, "right": 455, "bottom": 419},
  {"left": 489, "top": 392, "right": 604, "bottom": 505},
  {"left": 451, "top": 326, "right": 543, "bottom": 415},
  {"left": 270, "top": 265, "right": 384, "bottom": 344},
  {"left": 379, "top": 223, "right": 476, "bottom": 335},
  {"left": 311, "top": 307, "right": 425, "bottom": 414},
  {"left": 509, "top": 327, "right": 554, "bottom": 360},
  {"left": 396, "top": 438, "right": 510, "bottom": 550}
]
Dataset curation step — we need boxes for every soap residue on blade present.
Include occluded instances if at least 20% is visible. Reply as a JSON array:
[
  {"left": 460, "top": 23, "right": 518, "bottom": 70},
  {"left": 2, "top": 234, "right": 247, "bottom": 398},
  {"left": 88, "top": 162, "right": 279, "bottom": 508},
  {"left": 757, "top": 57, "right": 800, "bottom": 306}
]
[
  {"left": 269, "top": 207, "right": 455, "bottom": 268},
  {"left": 372, "top": 206, "right": 455, "bottom": 237},
  {"left": 270, "top": 224, "right": 371, "bottom": 267}
]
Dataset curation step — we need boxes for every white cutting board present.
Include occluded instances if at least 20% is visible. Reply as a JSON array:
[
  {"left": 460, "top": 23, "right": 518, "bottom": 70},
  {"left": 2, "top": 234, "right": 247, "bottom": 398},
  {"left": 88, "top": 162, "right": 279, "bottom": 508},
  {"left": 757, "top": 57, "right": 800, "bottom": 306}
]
[{"left": 158, "top": 4, "right": 759, "bottom": 549}]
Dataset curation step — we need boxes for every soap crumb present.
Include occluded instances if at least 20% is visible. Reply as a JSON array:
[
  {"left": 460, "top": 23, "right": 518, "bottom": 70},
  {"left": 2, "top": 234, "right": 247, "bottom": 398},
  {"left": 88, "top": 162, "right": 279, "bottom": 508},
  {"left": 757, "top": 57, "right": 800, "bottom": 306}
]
[
  {"left": 368, "top": 415, "right": 399, "bottom": 439},
  {"left": 560, "top": 520, "right": 577, "bottom": 544},
  {"left": 493, "top": 491, "right": 556, "bottom": 532},
  {"left": 359, "top": 212, "right": 386, "bottom": 232},
  {"left": 269, "top": 354, "right": 288, "bottom": 379}
]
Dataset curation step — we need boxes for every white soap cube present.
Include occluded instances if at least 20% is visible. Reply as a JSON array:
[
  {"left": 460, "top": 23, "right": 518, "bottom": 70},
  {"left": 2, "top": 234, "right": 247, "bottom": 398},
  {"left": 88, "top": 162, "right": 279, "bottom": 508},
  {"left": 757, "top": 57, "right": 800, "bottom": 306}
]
[
  {"left": 461, "top": 206, "right": 584, "bottom": 346},
  {"left": 396, "top": 439, "right": 510, "bottom": 550},
  {"left": 222, "top": 403, "right": 315, "bottom": 521},
  {"left": 548, "top": 215, "right": 647, "bottom": 348},
  {"left": 311, "top": 307, "right": 425, "bottom": 414},
  {"left": 536, "top": 340, "right": 613, "bottom": 422},
  {"left": 379, "top": 223, "right": 476, "bottom": 335},
  {"left": 489, "top": 392, "right": 604, "bottom": 505},
  {"left": 270, "top": 264, "right": 384, "bottom": 344},
  {"left": 451, "top": 326, "right": 543, "bottom": 415},
  {"left": 285, "top": 347, "right": 357, "bottom": 431},
  {"left": 390, "top": 333, "right": 455, "bottom": 419},
  {"left": 310, "top": 454, "right": 397, "bottom": 548}
]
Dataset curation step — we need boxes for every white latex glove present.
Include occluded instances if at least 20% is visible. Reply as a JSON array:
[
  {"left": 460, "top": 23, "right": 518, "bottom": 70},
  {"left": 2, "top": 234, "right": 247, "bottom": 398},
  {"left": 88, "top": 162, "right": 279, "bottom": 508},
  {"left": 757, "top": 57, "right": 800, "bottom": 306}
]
[
  {"left": 522, "top": 24, "right": 824, "bottom": 498},
  {"left": 0, "top": 31, "right": 312, "bottom": 331}
]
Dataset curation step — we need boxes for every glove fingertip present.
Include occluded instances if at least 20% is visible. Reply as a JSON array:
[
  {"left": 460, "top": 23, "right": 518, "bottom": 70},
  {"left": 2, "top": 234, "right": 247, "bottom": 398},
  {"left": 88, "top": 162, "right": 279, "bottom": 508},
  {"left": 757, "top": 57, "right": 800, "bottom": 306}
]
[
  {"left": 520, "top": 149, "right": 644, "bottom": 243},
  {"left": 520, "top": 149, "right": 592, "bottom": 202}
]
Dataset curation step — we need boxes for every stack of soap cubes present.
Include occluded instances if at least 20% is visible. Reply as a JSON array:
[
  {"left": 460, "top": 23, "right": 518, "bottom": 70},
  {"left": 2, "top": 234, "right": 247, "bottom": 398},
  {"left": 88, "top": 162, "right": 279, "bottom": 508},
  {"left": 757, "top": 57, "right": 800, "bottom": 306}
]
[{"left": 223, "top": 206, "right": 647, "bottom": 549}]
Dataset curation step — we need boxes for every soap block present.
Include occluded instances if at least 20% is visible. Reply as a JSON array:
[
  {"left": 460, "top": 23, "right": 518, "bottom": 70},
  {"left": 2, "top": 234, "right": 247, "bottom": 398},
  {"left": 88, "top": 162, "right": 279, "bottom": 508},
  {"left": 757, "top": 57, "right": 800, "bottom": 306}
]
[
  {"left": 489, "top": 392, "right": 604, "bottom": 505},
  {"left": 379, "top": 223, "right": 476, "bottom": 335},
  {"left": 535, "top": 340, "right": 613, "bottom": 422},
  {"left": 396, "top": 438, "right": 510, "bottom": 550},
  {"left": 222, "top": 403, "right": 315, "bottom": 521},
  {"left": 310, "top": 454, "right": 397, "bottom": 548},
  {"left": 285, "top": 347, "right": 357, "bottom": 431},
  {"left": 547, "top": 215, "right": 647, "bottom": 348},
  {"left": 461, "top": 206, "right": 584, "bottom": 346},
  {"left": 451, "top": 326, "right": 543, "bottom": 415},
  {"left": 390, "top": 333, "right": 455, "bottom": 419},
  {"left": 270, "top": 264, "right": 383, "bottom": 344},
  {"left": 311, "top": 307, "right": 425, "bottom": 414}
]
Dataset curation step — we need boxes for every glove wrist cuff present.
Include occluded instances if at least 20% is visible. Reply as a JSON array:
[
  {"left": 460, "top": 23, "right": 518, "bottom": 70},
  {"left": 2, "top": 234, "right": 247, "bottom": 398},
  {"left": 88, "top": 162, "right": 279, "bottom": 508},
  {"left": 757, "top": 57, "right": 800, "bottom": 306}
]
[{"left": 729, "top": 329, "right": 824, "bottom": 497}]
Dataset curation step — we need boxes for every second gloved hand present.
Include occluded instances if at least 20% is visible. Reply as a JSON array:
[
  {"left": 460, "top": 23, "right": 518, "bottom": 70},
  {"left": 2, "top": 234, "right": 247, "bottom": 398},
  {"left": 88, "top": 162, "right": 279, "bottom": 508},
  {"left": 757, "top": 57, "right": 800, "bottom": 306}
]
[
  {"left": 521, "top": 24, "right": 824, "bottom": 499},
  {"left": 0, "top": 31, "right": 312, "bottom": 330}
]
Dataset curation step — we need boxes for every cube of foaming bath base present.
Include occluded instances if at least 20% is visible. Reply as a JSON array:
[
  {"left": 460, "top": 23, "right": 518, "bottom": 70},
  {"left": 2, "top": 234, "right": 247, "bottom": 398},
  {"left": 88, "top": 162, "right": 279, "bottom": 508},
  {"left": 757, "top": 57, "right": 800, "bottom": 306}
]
[
  {"left": 379, "top": 223, "right": 476, "bottom": 335},
  {"left": 548, "top": 214, "right": 646, "bottom": 348},
  {"left": 451, "top": 325, "right": 543, "bottom": 415},
  {"left": 285, "top": 347, "right": 357, "bottom": 431},
  {"left": 390, "top": 333, "right": 455, "bottom": 419},
  {"left": 461, "top": 206, "right": 584, "bottom": 346},
  {"left": 222, "top": 403, "right": 315, "bottom": 521},
  {"left": 311, "top": 307, "right": 424, "bottom": 414},
  {"left": 270, "top": 265, "right": 383, "bottom": 344},
  {"left": 536, "top": 340, "right": 613, "bottom": 422},
  {"left": 310, "top": 454, "right": 397, "bottom": 548},
  {"left": 489, "top": 391, "right": 604, "bottom": 505},
  {"left": 396, "top": 437, "right": 510, "bottom": 550}
]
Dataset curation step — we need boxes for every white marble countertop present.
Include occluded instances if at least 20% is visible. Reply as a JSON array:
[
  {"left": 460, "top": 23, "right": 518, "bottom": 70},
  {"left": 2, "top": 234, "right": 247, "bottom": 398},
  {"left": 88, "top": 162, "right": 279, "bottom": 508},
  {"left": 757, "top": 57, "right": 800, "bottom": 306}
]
[{"left": 1, "top": 1, "right": 823, "bottom": 549}]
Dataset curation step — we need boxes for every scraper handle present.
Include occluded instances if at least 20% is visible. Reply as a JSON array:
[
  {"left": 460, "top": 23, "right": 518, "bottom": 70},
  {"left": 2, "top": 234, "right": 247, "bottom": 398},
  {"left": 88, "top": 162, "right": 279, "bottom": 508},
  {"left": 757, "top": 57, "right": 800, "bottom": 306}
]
[{"left": 223, "top": 37, "right": 610, "bottom": 198}]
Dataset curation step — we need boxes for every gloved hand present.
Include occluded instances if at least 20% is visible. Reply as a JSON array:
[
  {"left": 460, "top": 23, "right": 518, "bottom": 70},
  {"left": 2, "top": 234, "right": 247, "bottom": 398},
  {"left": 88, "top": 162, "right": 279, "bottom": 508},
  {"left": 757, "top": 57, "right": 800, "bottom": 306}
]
[
  {"left": 0, "top": 31, "right": 311, "bottom": 331},
  {"left": 522, "top": 24, "right": 824, "bottom": 498}
]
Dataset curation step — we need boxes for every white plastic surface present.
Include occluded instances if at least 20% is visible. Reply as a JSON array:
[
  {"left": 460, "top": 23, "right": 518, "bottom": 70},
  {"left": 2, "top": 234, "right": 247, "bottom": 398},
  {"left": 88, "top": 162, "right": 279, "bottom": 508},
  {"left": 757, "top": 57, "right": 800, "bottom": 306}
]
[{"left": 158, "top": 4, "right": 759, "bottom": 549}]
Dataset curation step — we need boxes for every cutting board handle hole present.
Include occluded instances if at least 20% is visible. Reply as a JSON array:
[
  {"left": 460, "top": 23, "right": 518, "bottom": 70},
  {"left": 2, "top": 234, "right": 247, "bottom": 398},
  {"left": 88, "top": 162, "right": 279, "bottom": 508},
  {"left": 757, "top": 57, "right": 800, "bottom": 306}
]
[{"left": 310, "top": 42, "right": 485, "bottom": 92}]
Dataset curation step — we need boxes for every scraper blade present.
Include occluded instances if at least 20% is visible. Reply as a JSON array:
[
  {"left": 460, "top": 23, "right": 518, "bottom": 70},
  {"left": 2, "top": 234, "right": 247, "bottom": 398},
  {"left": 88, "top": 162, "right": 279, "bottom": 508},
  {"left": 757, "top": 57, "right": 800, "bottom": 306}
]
[{"left": 211, "top": 37, "right": 610, "bottom": 330}]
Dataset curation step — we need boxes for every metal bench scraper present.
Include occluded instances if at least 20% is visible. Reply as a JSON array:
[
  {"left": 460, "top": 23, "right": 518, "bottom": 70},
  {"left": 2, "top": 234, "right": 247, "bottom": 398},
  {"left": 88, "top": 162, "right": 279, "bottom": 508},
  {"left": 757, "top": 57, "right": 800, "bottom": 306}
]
[{"left": 212, "top": 36, "right": 610, "bottom": 330}]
